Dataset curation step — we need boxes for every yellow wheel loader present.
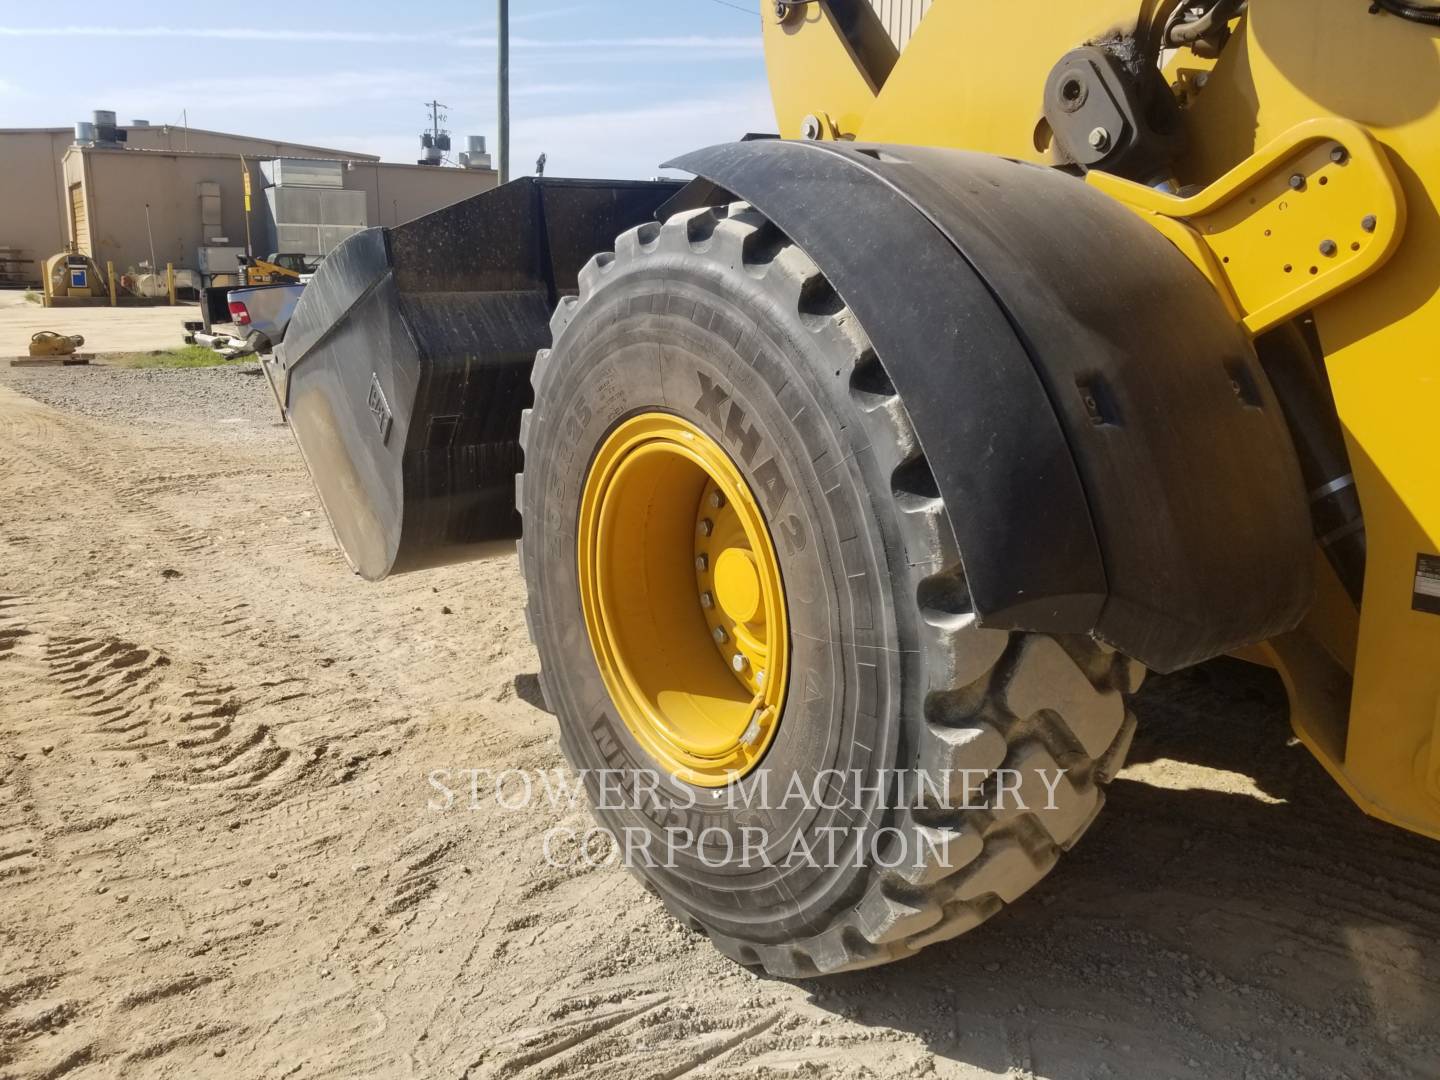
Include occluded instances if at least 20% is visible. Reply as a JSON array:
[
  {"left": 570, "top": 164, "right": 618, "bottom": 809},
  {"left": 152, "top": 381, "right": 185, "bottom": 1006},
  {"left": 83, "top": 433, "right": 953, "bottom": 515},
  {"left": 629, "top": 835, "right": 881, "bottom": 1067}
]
[
  {"left": 265, "top": 0, "right": 1440, "bottom": 975},
  {"left": 240, "top": 253, "right": 316, "bottom": 286}
]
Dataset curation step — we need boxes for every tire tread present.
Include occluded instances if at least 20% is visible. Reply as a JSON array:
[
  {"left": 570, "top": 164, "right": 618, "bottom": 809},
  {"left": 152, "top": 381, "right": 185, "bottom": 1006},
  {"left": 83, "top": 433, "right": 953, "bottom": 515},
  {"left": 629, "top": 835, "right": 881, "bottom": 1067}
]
[{"left": 517, "top": 202, "right": 1143, "bottom": 975}]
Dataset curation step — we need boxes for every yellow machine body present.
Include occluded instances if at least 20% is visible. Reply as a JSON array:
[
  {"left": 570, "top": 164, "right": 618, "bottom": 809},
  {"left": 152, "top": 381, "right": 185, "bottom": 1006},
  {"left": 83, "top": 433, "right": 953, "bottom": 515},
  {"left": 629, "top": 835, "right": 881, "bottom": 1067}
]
[{"left": 765, "top": 0, "right": 1440, "bottom": 840}]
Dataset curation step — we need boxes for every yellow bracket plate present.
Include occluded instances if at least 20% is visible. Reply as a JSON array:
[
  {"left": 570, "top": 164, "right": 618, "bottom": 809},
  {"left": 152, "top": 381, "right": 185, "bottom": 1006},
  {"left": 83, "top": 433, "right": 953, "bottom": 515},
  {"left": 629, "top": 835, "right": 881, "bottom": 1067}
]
[
  {"left": 1089, "top": 119, "right": 1406, "bottom": 336},
  {"left": 763, "top": 2, "right": 878, "bottom": 141}
]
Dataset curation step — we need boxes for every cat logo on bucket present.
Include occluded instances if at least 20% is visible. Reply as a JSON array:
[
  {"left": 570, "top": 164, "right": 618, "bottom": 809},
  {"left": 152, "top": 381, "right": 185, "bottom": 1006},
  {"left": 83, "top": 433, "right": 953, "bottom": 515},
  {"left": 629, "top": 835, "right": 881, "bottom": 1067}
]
[{"left": 367, "top": 374, "right": 393, "bottom": 445}]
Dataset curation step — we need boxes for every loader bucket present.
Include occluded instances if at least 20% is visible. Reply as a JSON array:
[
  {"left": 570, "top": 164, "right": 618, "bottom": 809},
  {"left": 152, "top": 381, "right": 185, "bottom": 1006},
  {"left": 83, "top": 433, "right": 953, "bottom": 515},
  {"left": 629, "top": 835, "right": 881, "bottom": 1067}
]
[{"left": 265, "top": 177, "right": 684, "bottom": 581}]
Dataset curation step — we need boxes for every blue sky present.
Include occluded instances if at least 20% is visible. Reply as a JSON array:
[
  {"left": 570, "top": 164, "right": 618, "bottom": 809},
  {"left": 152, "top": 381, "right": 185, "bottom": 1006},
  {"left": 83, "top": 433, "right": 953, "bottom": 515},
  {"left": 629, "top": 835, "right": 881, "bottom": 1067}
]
[{"left": 0, "top": 0, "right": 775, "bottom": 178}]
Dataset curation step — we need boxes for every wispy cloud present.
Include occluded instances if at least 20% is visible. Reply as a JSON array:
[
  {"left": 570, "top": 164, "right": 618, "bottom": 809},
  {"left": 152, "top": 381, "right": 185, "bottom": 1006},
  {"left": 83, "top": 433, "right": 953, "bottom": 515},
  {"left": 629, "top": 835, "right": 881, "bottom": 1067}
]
[
  {"left": 511, "top": 5, "right": 592, "bottom": 24},
  {"left": 109, "top": 69, "right": 602, "bottom": 116},
  {"left": 0, "top": 25, "right": 760, "bottom": 53},
  {"left": 0, "top": 25, "right": 401, "bottom": 43},
  {"left": 452, "top": 3, "right": 591, "bottom": 29}
]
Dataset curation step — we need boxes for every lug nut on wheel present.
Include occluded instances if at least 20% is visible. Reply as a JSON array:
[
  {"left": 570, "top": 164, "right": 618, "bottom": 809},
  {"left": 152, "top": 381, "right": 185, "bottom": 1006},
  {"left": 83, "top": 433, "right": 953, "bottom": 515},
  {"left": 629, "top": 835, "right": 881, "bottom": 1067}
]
[{"left": 732, "top": 654, "right": 748, "bottom": 672}]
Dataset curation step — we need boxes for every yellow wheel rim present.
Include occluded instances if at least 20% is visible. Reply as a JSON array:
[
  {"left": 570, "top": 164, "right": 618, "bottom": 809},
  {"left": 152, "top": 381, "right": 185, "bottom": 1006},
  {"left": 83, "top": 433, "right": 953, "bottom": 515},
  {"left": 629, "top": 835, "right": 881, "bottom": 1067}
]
[{"left": 578, "top": 413, "right": 790, "bottom": 787}]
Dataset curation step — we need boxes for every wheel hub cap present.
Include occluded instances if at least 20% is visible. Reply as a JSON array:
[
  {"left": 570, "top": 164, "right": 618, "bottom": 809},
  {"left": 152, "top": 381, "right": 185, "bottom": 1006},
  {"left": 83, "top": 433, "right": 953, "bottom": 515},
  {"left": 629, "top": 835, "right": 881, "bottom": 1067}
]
[{"left": 578, "top": 413, "right": 790, "bottom": 787}]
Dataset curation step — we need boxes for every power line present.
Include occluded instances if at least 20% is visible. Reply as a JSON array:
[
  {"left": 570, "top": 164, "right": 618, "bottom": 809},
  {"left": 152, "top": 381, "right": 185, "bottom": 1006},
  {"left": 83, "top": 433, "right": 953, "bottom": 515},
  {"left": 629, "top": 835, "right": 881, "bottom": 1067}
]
[{"left": 697, "top": 0, "right": 757, "bottom": 14}]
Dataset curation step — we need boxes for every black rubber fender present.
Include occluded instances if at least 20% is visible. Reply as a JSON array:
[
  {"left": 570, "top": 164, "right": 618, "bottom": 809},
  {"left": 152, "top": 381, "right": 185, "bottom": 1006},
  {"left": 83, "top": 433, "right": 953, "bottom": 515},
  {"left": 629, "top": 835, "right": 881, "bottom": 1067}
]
[{"left": 667, "top": 140, "right": 1313, "bottom": 672}]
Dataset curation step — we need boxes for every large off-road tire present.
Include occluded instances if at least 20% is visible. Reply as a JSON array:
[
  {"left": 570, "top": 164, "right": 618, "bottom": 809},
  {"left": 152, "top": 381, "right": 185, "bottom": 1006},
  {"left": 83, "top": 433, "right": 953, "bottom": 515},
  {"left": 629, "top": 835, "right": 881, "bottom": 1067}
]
[{"left": 517, "top": 202, "right": 1144, "bottom": 976}]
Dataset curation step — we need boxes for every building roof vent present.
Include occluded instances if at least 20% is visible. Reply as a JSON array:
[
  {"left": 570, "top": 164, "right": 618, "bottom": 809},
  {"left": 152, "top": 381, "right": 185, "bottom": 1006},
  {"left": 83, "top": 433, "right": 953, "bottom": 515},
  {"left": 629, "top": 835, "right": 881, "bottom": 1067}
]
[
  {"left": 460, "top": 135, "right": 492, "bottom": 170},
  {"left": 90, "top": 109, "right": 127, "bottom": 148}
]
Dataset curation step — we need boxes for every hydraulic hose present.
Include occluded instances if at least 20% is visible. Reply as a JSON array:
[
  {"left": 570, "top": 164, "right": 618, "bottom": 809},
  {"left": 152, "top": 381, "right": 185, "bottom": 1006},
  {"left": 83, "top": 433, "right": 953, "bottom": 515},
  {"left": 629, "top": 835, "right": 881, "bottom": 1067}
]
[
  {"left": 1255, "top": 323, "right": 1367, "bottom": 605},
  {"left": 1370, "top": 0, "right": 1440, "bottom": 26}
]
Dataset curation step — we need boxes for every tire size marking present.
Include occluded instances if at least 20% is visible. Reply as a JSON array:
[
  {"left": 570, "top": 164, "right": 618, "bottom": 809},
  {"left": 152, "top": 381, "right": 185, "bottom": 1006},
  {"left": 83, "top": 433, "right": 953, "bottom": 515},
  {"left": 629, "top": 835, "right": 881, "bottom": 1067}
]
[
  {"left": 590, "top": 714, "right": 707, "bottom": 837},
  {"left": 694, "top": 372, "right": 808, "bottom": 557}
]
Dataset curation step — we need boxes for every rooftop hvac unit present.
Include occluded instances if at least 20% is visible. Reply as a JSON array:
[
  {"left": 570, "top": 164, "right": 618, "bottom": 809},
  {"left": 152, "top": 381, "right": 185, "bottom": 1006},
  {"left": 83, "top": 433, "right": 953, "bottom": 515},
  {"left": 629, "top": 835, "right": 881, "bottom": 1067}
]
[
  {"left": 461, "top": 136, "right": 493, "bottom": 169},
  {"left": 265, "top": 186, "right": 367, "bottom": 258},
  {"left": 460, "top": 136, "right": 493, "bottom": 170},
  {"left": 261, "top": 158, "right": 346, "bottom": 189},
  {"left": 91, "top": 109, "right": 127, "bottom": 147}
]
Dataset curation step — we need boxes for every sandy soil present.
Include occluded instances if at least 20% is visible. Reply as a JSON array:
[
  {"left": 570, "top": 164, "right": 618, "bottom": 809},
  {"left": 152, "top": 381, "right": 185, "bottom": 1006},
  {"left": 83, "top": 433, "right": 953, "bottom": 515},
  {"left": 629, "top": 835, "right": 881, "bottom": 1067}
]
[
  {"left": 0, "top": 292, "right": 195, "bottom": 358},
  {"left": 1, "top": 365, "right": 1437, "bottom": 1080}
]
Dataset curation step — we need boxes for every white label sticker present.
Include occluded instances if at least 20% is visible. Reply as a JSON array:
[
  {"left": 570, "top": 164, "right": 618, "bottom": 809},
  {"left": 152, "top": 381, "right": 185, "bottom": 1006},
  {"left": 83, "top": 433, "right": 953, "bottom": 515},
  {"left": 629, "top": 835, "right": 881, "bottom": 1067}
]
[{"left": 1415, "top": 555, "right": 1440, "bottom": 616}]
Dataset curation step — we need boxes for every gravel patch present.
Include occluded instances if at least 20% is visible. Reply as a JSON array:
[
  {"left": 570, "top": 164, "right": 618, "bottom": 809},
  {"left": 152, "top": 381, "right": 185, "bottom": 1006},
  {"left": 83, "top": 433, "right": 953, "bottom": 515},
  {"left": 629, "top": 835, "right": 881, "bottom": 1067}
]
[{"left": 0, "top": 362, "right": 284, "bottom": 436}]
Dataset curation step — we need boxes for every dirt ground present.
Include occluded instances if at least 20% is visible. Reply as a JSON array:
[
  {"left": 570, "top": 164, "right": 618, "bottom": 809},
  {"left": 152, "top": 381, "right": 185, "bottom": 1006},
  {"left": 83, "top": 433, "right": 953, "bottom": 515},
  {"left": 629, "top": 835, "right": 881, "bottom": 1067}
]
[
  {"left": 1, "top": 362, "right": 1437, "bottom": 1080},
  {"left": 0, "top": 291, "right": 193, "bottom": 358}
]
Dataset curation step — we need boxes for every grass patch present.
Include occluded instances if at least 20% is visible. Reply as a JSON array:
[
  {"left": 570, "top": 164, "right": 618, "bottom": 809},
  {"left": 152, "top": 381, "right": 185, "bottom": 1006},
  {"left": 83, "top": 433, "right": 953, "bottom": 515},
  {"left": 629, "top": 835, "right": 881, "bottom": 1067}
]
[
  {"left": 23, "top": 290, "right": 40, "bottom": 304},
  {"left": 109, "top": 346, "right": 254, "bottom": 369}
]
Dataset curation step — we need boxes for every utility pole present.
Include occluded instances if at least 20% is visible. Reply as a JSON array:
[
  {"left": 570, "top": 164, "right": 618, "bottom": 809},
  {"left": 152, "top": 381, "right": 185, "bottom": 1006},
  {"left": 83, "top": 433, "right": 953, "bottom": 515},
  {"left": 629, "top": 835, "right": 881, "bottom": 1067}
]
[
  {"left": 420, "top": 100, "right": 450, "bottom": 166},
  {"left": 240, "top": 156, "right": 253, "bottom": 257},
  {"left": 498, "top": 0, "right": 510, "bottom": 184}
]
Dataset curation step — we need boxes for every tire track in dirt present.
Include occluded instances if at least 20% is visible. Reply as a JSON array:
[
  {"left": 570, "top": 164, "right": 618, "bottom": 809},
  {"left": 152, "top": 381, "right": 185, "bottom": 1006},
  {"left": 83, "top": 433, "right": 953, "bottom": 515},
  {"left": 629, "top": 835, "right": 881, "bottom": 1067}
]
[
  {"left": 0, "top": 398, "right": 375, "bottom": 798},
  {"left": 0, "top": 385, "right": 395, "bottom": 1077},
  {"left": 0, "top": 597, "right": 50, "bottom": 897},
  {"left": 468, "top": 993, "right": 672, "bottom": 1078},
  {"left": 18, "top": 437, "right": 217, "bottom": 558},
  {"left": 3, "top": 389, "right": 514, "bottom": 726},
  {"left": 22, "top": 618, "right": 320, "bottom": 798},
  {"left": 0, "top": 754, "right": 44, "bottom": 890},
  {"left": 0, "top": 595, "right": 331, "bottom": 1078},
  {"left": 0, "top": 967, "right": 91, "bottom": 1080},
  {"left": 0, "top": 595, "right": 33, "bottom": 662}
]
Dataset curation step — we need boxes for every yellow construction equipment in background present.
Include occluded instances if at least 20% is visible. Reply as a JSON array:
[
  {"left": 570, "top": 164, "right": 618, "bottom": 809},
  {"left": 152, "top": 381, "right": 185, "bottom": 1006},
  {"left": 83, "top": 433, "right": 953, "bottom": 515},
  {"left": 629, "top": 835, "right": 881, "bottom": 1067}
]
[
  {"left": 11, "top": 331, "right": 91, "bottom": 368},
  {"left": 275, "top": 0, "right": 1440, "bottom": 975},
  {"left": 240, "top": 253, "right": 315, "bottom": 286},
  {"left": 27, "top": 331, "right": 84, "bottom": 358}
]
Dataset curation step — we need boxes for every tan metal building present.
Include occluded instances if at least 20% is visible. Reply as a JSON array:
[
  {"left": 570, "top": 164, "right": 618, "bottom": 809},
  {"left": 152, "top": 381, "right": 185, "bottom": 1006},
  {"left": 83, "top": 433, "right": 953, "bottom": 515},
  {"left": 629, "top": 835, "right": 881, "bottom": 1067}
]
[
  {"left": 1, "top": 121, "right": 498, "bottom": 286},
  {"left": 0, "top": 129, "right": 79, "bottom": 286}
]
